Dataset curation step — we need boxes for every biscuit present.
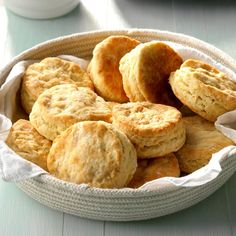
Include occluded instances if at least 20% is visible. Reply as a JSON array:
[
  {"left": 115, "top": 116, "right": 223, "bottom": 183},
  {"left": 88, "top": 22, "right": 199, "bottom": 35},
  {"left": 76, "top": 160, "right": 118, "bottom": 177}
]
[
  {"left": 6, "top": 119, "right": 51, "bottom": 170},
  {"left": 169, "top": 59, "right": 236, "bottom": 121},
  {"left": 128, "top": 153, "right": 180, "bottom": 188},
  {"left": 119, "top": 41, "right": 183, "bottom": 107},
  {"left": 47, "top": 121, "right": 137, "bottom": 188},
  {"left": 112, "top": 102, "right": 186, "bottom": 158},
  {"left": 30, "top": 84, "right": 112, "bottom": 141},
  {"left": 21, "top": 57, "right": 94, "bottom": 114},
  {"left": 88, "top": 36, "right": 140, "bottom": 103},
  {"left": 175, "top": 116, "right": 234, "bottom": 173}
]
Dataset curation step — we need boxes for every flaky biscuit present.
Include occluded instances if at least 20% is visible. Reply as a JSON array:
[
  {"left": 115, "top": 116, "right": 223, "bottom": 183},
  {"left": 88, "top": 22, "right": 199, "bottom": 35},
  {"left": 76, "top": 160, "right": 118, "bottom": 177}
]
[
  {"left": 112, "top": 102, "right": 186, "bottom": 158},
  {"left": 30, "top": 84, "right": 112, "bottom": 141},
  {"left": 47, "top": 121, "right": 137, "bottom": 188},
  {"left": 21, "top": 57, "right": 94, "bottom": 114},
  {"left": 175, "top": 116, "right": 234, "bottom": 173},
  {"left": 169, "top": 59, "right": 236, "bottom": 121},
  {"left": 119, "top": 41, "right": 183, "bottom": 107},
  {"left": 6, "top": 119, "right": 51, "bottom": 170},
  {"left": 128, "top": 153, "right": 180, "bottom": 188},
  {"left": 88, "top": 36, "right": 140, "bottom": 102}
]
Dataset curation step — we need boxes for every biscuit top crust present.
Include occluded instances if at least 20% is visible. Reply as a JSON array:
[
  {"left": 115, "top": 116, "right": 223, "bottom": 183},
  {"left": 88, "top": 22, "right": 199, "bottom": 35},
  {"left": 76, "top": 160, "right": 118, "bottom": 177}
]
[
  {"left": 112, "top": 102, "right": 182, "bottom": 135},
  {"left": 22, "top": 57, "right": 94, "bottom": 99},
  {"left": 180, "top": 59, "right": 236, "bottom": 96},
  {"left": 6, "top": 119, "right": 51, "bottom": 170},
  {"left": 34, "top": 84, "right": 111, "bottom": 121},
  {"left": 29, "top": 84, "right": 112, "bottom": 140},
  {"left": 47, "top": 121, "right": 137, "bottom": 188},
  {"left": 88, "top": 35, "right": 140, "bottom": 102}
]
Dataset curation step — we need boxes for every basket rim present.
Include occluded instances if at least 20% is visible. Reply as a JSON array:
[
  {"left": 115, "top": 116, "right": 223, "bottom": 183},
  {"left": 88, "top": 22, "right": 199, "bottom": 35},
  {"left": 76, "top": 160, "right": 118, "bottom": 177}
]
[
  {"left": 1, "top": 28, "right": 236, "bottom": 76},
  {"left": 2, "top": 28, "right": 236, "bottom": 196},
  {"left": 29, "top": 152, "right": 235, "bottom": 197}
]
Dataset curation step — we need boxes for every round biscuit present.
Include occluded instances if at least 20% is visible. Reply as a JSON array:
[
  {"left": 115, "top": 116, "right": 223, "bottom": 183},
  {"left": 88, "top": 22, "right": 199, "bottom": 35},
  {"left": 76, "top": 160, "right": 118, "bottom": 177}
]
[
  {"left": 88, "top": 36, "right": 140, "bottom": 103},
  {"left": 6, "top": 119, "right": 51, "bottom": 170},
  {"left": 169, "top": 59, "right": 236, "bottom": 121},
  {"left": 47, "top": 121, "right": 137, "bottom": 188},
  {"left": 128, "top": 153, "right": 180, "bottom": 188},
  {"left": 112, "top": 102, "right": 186, "bottom": 158},
  {"left": 175, "top": 116, "right": 234, "bottom": 173},
  {"left": 21, "top": 57, "right": 94, "bottom": 114},
  {"left": 30, "top": 84, "right": 112, "bottom": 141},
  {"left": 119, "top": 41, "right": 183, "bottom": 107}
]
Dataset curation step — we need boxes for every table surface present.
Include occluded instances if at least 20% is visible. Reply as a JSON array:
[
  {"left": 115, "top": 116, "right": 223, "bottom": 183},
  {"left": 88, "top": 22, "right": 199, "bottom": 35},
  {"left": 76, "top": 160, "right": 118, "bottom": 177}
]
[{"left": 1, "top": 0, "right": 236, "bottom": 235}]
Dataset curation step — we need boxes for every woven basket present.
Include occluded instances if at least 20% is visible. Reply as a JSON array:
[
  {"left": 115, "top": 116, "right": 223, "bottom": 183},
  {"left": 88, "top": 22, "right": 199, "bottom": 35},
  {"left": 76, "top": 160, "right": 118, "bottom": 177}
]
[{"left": 1, "top": 29, "right": 236, "bottom": 221}]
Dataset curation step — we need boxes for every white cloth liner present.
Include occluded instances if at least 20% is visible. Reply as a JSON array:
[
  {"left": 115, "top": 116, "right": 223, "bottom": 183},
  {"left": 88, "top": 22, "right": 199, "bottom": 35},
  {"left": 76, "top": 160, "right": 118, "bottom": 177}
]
[{"left": 0, "top": 44, "right": 236, "bottom": 190}]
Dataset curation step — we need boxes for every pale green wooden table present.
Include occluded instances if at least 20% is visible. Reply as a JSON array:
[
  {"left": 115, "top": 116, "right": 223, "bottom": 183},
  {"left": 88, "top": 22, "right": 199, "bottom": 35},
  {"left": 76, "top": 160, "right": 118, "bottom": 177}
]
[{"left": 1, "top": 0, "right": 236, "bottom": 235}]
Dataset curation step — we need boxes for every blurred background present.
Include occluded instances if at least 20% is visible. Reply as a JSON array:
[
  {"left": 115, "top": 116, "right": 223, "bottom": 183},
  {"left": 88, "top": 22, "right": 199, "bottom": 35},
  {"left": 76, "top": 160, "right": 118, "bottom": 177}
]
[{"left": 1, "top": 0, "right": 236, "bottom": 68}]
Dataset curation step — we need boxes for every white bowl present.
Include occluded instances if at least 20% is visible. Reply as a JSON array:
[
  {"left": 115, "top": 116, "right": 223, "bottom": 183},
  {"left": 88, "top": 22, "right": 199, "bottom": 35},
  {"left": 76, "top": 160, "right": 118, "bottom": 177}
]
[
  {"left": 3, "top": 0, "right": 79, "bottom": 19},
  {"left": 1, "top": 29, "right": 236, "bottom": 221}
]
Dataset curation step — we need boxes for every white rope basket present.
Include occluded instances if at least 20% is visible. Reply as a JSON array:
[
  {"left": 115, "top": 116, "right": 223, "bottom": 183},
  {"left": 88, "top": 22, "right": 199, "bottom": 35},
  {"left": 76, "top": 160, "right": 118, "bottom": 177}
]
[{"left": 1, "top": 29, "right": 236, "bottom": 221}]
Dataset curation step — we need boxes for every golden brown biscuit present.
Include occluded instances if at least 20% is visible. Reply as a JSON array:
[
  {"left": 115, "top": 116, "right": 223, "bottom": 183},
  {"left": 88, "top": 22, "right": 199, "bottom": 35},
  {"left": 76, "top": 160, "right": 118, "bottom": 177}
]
[
  {"left": 119, "top": 41, "right": 183, "bottom": 107},
  {"left": 30, "top": 84, "right": 112, "bottom": 141},
  {"left": 6, "top": 119, "right": 51, "bottom": 170},
  {"left": 169, "top": 59, "right": 236, "bottom": 121},
  {"left": 175, "top": 116, "right": 234, "bottom": 173},
  {"left": 21, "top": 57, "right": 94, "bottom": 114},
  {"left": 47, "top": 121, "right": 137, "bottom": 188},
  {"left": 88, "top": 36, "right": 140, "bottom": 102},
  {"left": 128, "top": 153, "right": 180, "bottom": 188},
  {"left": 112, "top": 102, "right": 186, "bottom": 158}
]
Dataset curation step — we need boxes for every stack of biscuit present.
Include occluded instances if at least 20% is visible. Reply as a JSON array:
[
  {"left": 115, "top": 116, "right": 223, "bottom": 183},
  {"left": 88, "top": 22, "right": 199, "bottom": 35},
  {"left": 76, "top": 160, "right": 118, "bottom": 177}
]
[{"left": 5, "top": 35, "right": 236, "bottom": 189}]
